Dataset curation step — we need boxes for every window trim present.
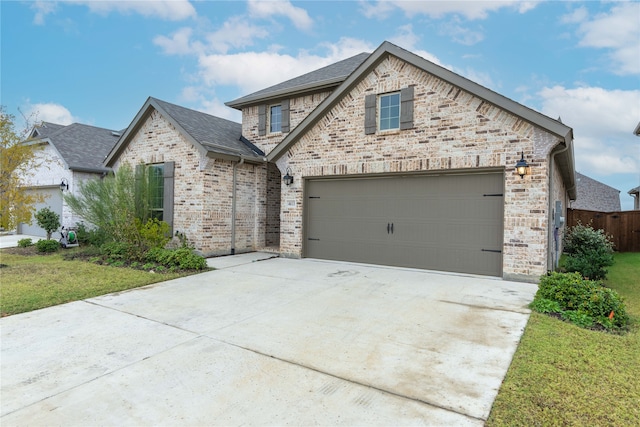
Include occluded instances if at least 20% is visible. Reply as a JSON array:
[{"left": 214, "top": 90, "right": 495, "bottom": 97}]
[
  {"left": 270, "top": 104, "right": 282, "bottom": 133},
  {"left": 378, "top": 92, "right": 401, "bottom": 131}
]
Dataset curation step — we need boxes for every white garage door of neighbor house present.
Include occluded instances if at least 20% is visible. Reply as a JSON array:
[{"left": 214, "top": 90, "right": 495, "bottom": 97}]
[
  {"left": 18, "top": 188, "right": 63, "bottom": 237},
  {"left": 304, "top": 172, "right": 504, "bottom": 276}
]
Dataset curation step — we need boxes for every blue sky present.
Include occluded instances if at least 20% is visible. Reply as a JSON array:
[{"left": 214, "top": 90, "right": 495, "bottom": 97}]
[{"left": 2, "top": 0, "right": 639, "bottom": 209}]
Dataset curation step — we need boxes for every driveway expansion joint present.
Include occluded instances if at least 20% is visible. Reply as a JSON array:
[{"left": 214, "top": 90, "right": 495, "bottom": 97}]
[{"left": 208, "top": 336, "right": 486, "bottom": 423}]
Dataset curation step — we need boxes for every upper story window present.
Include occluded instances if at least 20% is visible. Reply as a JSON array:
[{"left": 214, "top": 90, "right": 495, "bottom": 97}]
[
  {"left": 379, "top": 93, "right": 400, "bottom": 131},
  {"left": 270, "top": 105, "right": 282, "bottom": 133},
  {"left": 364, "top": 87, "right": 413, "bottom": 135}
]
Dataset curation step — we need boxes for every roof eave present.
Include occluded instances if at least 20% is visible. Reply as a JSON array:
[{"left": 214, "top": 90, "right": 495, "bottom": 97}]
[
  {"left": 69, "top": 165, "right": 112, "bottom": 174},
  {"left": 634, "top": 121, "right": 640, "bottom": 136},
  {"left": 225, "top": 77, "right": 345, "bottom": 110}
]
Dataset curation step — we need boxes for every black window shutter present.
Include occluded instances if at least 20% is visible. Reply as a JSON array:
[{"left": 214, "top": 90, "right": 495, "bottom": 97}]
[
  {"left": 364, "top": 94, "right": 376, "bottom": 135},
  {"left": 281, "top": 99, "right": 290, "bottom": 133},
  {"left": 400, "top": 86, "right": 414, "bottom": 130},
  {"left": 163, "top": 161, "right": 175, "bottom": 234},
  {"left": 258, "top": 105, "right": 266, "bottom": 136}
]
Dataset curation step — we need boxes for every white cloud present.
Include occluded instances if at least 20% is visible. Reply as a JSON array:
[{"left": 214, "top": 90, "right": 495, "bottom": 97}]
[
  {"left": 248, "top": 0, "right": 313, "bottom": 31},
  {"left": 24, "top": 102, "right": 78, "bottom": 126},
  {"left": 361, "top": 0, "right": 539, "bottom": 20},
  {"left": 197, "top": 37, "right": 374, "bottom": 95},
  {"left": 438, "top": 16, "right": 484, "bottom": 45},
  {"left": 538, "top": 85, "right": 640, "bottom": 176},
  {"left": 31, "top": 1, "right": 57, "bottom": 25},
  {"left": 154, "top": 27, "right": 202, "bottom": 55},
  {"left": 31, "top": 0, "right": 196, "bottom": 24},
  {"left": 564, "top": 3, "right": 640, "bottom": 75},
  {"left": 205, "top": 16, "right": 270, "bottom": 54}
]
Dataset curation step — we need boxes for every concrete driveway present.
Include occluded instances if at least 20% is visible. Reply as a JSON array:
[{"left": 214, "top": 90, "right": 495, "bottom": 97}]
[{"left": 1, "top": 253, "right": 537, "bottom": 425}]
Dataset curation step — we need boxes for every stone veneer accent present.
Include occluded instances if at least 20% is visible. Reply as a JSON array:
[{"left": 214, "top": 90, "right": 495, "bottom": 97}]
[
  {"left": 114, "top": 109, "right": 267, "bottom": 256},
  {"left": 245, "top": 55, "right": 567, "bottom": 281}
]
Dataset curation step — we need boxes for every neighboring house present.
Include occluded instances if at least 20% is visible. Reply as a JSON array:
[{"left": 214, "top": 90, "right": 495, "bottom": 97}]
[
  {"left": 108, "top": 41, "right": 577, "bottom": 282},
  {"left": 19, "top": 122, "right": 121, "bottom": 237},
  {"left": 571, "top": 172, "right": 621, "bottom": 212},
  {"left": 104, "top": 97, "right": 272, "bottom": 255},
  {"left": 630, "top": 186, "right": 640, "bottom": 210}
]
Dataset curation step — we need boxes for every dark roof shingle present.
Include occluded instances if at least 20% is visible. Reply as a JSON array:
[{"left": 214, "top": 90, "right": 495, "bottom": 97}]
[
  {"left": 152, "top": 98, "right": 262, "bottom": 158},
  {"left": 226, "top": 53, "right": 370, "bottom": 108},
  {"left": 572, "top": 172, "right": 621, "bottom": 212},
  {"left": 34, "top": 123, "right": 120, "bottom": 173}
]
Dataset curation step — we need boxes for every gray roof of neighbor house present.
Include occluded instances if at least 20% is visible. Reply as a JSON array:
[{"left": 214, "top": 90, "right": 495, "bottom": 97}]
[
  {"left": 225, "top": 53, "right": 370, "bottom": 108},
  {"left": 30, "top": 121, "right": 65, "bottom": 139},
  {"left": 634, "top": 121, "right": 640, "bottom": 136},
  {"left": 629, "top": 185, "right": 640, "bottom": 195},
  {"left": 571, "top": 172, "right": 621, "bottom": 212},
  {"left": 254, "top": 41, "right": 576, "bottom": 199},
  {"left": 105, "top": 97, "right": 264, "bottom": 166},
  {"left": 31, "top": 122, "right": 121, "bottom": 173}
]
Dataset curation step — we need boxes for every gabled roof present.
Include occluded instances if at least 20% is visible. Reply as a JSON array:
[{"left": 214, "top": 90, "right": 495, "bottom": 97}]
[
  {"left": 31, "top": 122, "right": 121, "bottom": 173},
  {"left": 262, "top": 41, "right": 576, "bottom": 199},
  {"left": 225, "top": 53, "right": 370, "bottom": 109},
  {"left": 105, "top": 97, "right": 264, "bottom": 167},
  {"left": 572, "top": 172, "right": 621, "bottom": 212},
  {"left": 629, "top": 186, "right": 640, "bottom": 196}
]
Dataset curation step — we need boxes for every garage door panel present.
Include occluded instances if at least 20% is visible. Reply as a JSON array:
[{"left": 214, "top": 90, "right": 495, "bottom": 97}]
[{"left": 305, "top": 172, "right": 503, "bottom": 276}]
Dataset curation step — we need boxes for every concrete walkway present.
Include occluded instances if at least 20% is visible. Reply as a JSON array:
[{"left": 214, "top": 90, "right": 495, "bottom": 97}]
[
  {"left": 0, "top": 234, "right": 43, "bottom": 248},
  {"left": 1, "top": 253, "right": 537, "bottom": 425}
]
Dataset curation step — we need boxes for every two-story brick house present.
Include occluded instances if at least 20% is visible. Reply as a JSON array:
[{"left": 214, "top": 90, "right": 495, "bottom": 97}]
[
  {"left": 108, "top": 41, "right": 576, "bottom": 282},
  {"left": 227, "top": 41, "right": 576, "bottom": 282}
]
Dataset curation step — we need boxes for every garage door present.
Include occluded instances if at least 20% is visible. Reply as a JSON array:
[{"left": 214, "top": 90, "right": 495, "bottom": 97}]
[
  {"left": 18, "top": 188, "right": 63, "bottom": 237},
  {"left": 305, "top": 172, "right": 504, "bottom": 276}
]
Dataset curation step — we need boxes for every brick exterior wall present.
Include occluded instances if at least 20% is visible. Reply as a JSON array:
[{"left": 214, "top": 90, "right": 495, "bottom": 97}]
[
  {"left": 113, "top": 109, "right": 267, "bottom": 256},
  {"left": 244, "top": 55, "right": 567, "bottom": 281}
]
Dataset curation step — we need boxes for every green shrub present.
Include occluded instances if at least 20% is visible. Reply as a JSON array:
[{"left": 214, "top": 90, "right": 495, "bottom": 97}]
[
  {"left": 100, "top": 242, "right": 135, "bottom": 260},
  {"left": 529, "top": 298, "right": 562, "bottom": 314},
  {"left": 137, "top": 218, "right": 170, "bottom": 250},
  {"left": 35, "top": 208, "right": 61, "bottom": 240},
  {"left": 563, "top": 222, "right": 614, "bottom": 280},
  {"left": 35, "top": 239, "right": 59, "bottom": 253},
  {"left": 532, "top": 272, "right": 629, "bottom": 330},
  {"left": 75, "top": 222, "right": 108, "bottom": 247},
  {"left": 144, "top": 247, "right": 207, "bottom": 270},
  {"left": 17, "top": 238, "right": 33, "bottom": 248}
]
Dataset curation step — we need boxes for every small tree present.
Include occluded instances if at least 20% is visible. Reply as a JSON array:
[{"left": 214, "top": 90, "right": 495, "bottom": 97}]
[
  {"left": 0, "top": 107, "right": 44, "bottom": 230},
  {"left": 35, "top": 207, "right": 61, "bottom": 240},
  {"left": 563, "top": 222, "right": 614, "bottom": 280}
]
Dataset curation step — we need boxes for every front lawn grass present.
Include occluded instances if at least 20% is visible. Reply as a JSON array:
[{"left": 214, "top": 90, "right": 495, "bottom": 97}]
[
  {"left": 0, "top": 250, "right": 196, "bottom": 317},
  {"left": 487, "top": 252, "right": 640, "bottom": 426}
]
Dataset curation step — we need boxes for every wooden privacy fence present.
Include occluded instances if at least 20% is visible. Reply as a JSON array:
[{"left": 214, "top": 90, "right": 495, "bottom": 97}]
[{"left": 567, "top": 209, "right": 640, "bottom": 252}]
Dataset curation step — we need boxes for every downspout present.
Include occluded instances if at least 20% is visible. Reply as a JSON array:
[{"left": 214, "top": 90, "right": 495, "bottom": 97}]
[
  {"left": 548, "top": 141, "right": 572, "bottom": 272},
  {"left": 231, "top": 158, "right": 245, "bottom": 255}
]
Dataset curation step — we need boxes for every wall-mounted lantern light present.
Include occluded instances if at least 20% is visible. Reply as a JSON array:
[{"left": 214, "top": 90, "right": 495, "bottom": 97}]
[
  {"left": 283, "top": 167, "right": 294, "bottom": 186},
  {"left": 515, "top": 152, "right": 529, "bottom": 178},
  {"left": 60, "top": 178, "right": 69, "bottom": 192}
]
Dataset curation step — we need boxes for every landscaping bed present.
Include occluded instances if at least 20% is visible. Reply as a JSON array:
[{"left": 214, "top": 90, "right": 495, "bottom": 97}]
[{"left": 487, "top": 252, "right": 640, "bottom": 425}]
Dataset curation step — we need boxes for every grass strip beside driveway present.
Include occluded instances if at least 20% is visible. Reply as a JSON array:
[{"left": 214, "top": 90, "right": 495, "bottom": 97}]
[
  {"left": 0, "top": 252, "right": 193, "bottom": 317},
  {"left": 487, "top": 253, "right": 640, "bottom": 426}
]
